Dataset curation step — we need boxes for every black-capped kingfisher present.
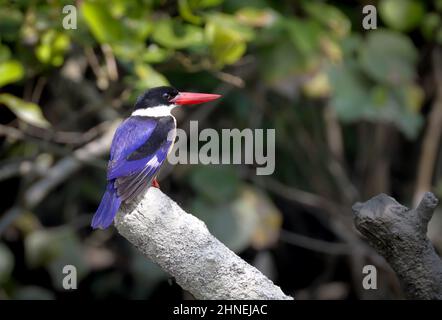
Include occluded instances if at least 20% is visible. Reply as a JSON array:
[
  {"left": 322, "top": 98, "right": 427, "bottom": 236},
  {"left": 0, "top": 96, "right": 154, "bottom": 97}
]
[{"left": 91, "top": 86, "right": 221, "bottom": 229}]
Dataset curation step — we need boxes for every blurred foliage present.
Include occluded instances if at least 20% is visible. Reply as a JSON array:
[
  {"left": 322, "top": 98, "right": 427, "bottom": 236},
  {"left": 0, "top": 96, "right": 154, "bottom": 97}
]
[
  {"left": 0, "top": 243, "right": 14, "bottom": 284},
  {"left": 328, "top": 30, "right": 423, "bottom": 138},
  {"left": 0, "top": 93, "right": 50, "bottom": 128},
  {"left": 379, "top": 0, "right": 425, "bottom": 32},
  {"left": 0, "top": 0, "right": 441, "bottom": 300}
]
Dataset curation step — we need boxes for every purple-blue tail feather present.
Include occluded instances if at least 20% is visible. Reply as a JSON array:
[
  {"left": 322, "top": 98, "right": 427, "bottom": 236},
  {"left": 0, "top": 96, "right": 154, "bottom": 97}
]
[{"left": 91, "top": 182, "right": 122, "bottom": 229}]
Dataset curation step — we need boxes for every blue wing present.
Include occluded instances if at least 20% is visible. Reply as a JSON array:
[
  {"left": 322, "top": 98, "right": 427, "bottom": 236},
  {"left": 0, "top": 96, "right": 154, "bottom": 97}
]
[
  {"left": 107, "top": 117, "right": 157, "bottom": 180},
  {"left": 107, "top": 116, "right": 175, "bottom": 202}
]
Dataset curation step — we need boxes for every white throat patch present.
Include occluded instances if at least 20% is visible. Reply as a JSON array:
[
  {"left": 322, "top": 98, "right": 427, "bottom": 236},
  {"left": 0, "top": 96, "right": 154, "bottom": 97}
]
[{"left": 131, "top": 105, "right": 176, "bottom": 117}]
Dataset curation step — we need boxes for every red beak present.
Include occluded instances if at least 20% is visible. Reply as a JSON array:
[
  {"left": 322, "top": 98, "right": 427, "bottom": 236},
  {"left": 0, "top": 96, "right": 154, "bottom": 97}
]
[{"left": 171, "top": 92, "right": 221, "bottom": 105}]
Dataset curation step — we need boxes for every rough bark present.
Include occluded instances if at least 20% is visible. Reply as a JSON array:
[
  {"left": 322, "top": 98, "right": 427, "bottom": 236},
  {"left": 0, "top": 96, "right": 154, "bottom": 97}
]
[
  {"left": 114, "top": 188, "right": 292, "bottom": 300},
  {"left": 352, "top": 192, "right": 442, "bottom": 299}
]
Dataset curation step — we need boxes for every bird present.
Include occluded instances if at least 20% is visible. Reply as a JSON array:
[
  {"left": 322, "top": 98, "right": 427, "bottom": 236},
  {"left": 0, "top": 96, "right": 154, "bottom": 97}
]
[{"left": 91, "top": 86, "right": 221, "bottom": 229}]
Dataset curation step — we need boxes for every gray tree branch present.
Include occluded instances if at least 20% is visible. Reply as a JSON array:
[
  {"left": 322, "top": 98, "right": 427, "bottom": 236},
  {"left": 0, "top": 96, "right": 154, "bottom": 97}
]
[
  {"left": 352, "top": 192, "right": 442, "bottom": 299},
  {"left": 114, "top": 187, "right": 293, "bottom": 300}
]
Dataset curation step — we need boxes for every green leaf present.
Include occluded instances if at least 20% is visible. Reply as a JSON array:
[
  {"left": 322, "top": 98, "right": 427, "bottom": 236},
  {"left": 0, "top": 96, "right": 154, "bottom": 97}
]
[
  {"left": 189, "top": 166, "right": 240, "bottom": 203},
  {"left": 191, "top": 199, "right": 245, "bottom": 252},
  {"left": 258, "top": 40, "right": 305, "bottom": 84},
  {"left": 286, "top": 18, "right": 322, "bottom": 57},
  {"left": 112, "top": 42, "right": 145, "bottom": 61},
  {"left": 124, "top": 17, "right": 153, "bottom": 42},
  {"left": 421, "top": 13, "right": 441, "bottom": 41},
  {"left": 0, "top": 243, "right": 14, "bottom": 284},
  {"left": 0, "top": 93, "right": 50, "bottom": 128},
  {"left": 359, "top": 30, "right": 418, "bottom": 85},
  {"left": 380, "top": 0, "right": 425, "bottom": 32},
  {"left": 25, "top": 227, "right": 89, "bottom": 290},
  {"left": 189, "top": 0, "right": 224, "bottom": 8},
  {"left": 235, "top": 7, "right": 277, "bottom": 27},
  {"left": 190, "top": 185, "right": 281, "bottom": 252},
  {"left": 179, "top": 0, "right": 203, "bottom": 25},
  {"left": 0, "top": 60, "right": 24, "bottom": 87},
  {"left": 0, "top": 7, "right": 23, "bottom": 41},
  {"left": 328, "top": 62, "right": 372, "bottom": 122},
  {"left": 205, "top": 13, "right": 254, "bottom": 67},
  {"left": 134, "top": 63, "right": 170, "bottom": 89},
  {"left": 302, "top": 2, "right": 351, "bottom": 38},
  {"left": 205, "top": 12, "right": 255, "bottom": 41},
  {"left": 404, "top": 84, "right": 425, "bottom": 113},
  {"left": 141, "top": 44, "right": 172, "bottom": 64},
  {"left": 328, "top": 62, "right": 423, "bottom": 139},
  {"left": 81, "top": 1, "right": 124, "bottom": 44},
  {"left": 0, "top": 43, "right": 11, "bottom": 62},
  {"left": 206, "top": 22, "right": 246, "bottom": 67},
  {"left": 394, "top": 108, "right": 423, "bottom": 139},
  {"left": 35, "top": 30, "right": 70, "bottom": 66},
  {"left": 152, "top": 19, "right": 204, "bottom": 49}
]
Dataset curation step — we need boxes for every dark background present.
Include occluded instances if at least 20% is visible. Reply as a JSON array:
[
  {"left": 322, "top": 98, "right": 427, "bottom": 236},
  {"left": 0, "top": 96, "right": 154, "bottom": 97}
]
[{"left": 0, "top": 0, "right": 441, "bottom": 300}]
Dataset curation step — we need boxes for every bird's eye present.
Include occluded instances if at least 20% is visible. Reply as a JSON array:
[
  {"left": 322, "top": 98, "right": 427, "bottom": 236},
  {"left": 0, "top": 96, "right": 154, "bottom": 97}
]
[{"left": 162, "top": 93, "right": 171, "bottom": 100}]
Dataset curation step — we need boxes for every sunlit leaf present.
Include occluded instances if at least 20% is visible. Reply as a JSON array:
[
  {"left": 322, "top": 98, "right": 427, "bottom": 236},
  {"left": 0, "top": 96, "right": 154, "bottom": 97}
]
[
  {"left": 206, "top": 22, "right": 246, "bottom": 67},
  {"left": 14, "top": 212, "right": 42, "bottom": 235},
  {"left": 205, "top": 13, "right": 254, "bottom": 67},
  {"left": 302, "top": 71, "right": 331, "bottom": 98},
  {"left": 112, "top": 42, "right": 145, "bottom": 61},
  {"left": 179, "top": 0, "right": 203, "bottom": 24},
  {"left": 141, "top": 44, "right": 172, "bottom": 64},
  {"left": 379, "top": 0, "right": 425, "bottom": 32},
  {"left": 237, "top": 187, "right": 282, "bottom": 250},
  {"left": 404, "top": 84, "right": 425, "bottom": 113},
  {"left": 134, "top": 63, "right": 170, "bottom": 89},
  {"left": 125, "top": 17, "right": 153, "bottom": 42},
  {"left": 152, "top": 18, "right": 204, "bottom": 49},
  {"left": 81, "top": 1, "right": 124, "bottom": 44},
  {"left": 0, "top": 44, "right": 11, "bottom": 62},
  {"left": 190, "top": 0, "right": 224, "bottom": 8},
  {"left": 25, "top": 229, "right": 58, "bottom": 268},
  {"left": 320, "top": 37, "right": 342, "bottom": 62},
  {"left": 0, "top": 60, "right": 24, "bottom": 87},
  {"left": 0, "top": 93, "right": 50, "bottom": 128},
  {"left": 303, "top": 2, "right": 351, "bottom": 38},
  {"left": 35, "top": 30, "right": 70, "bottom": 66},
  {"left": 235, "top": 7, "right": 276, "bottom": 27},
  {"left": 205, "top": 12, "right": 255, "bottom": 41}
]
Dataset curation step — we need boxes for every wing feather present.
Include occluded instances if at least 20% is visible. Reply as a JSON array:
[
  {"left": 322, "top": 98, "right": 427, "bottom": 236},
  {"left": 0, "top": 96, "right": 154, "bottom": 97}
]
[
  {"left": 115, "top": 142, "right": 171, "bottom": 201},
  {"left": 107, "top": 116, "right": 158, "bottom": 180},
  {"left": 107, "top": 115, "right": 175, "bottom": 202}
]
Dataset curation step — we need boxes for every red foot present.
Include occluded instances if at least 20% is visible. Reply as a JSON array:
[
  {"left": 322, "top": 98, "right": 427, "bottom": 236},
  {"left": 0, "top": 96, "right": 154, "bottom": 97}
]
[{"left": 151, "top": 178, "right": 160, "bottom": 189}]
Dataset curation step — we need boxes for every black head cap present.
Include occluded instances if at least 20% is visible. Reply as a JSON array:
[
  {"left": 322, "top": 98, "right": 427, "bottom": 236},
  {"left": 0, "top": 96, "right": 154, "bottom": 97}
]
[{"left": 134, "top": 86, "right": 179, "bottom": 109}]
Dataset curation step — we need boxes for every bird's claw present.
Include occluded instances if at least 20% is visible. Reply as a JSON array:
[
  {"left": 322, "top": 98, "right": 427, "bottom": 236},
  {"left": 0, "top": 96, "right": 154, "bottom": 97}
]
[{"left": 151, "top": 178, "right": 160, "bottom": 189}]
